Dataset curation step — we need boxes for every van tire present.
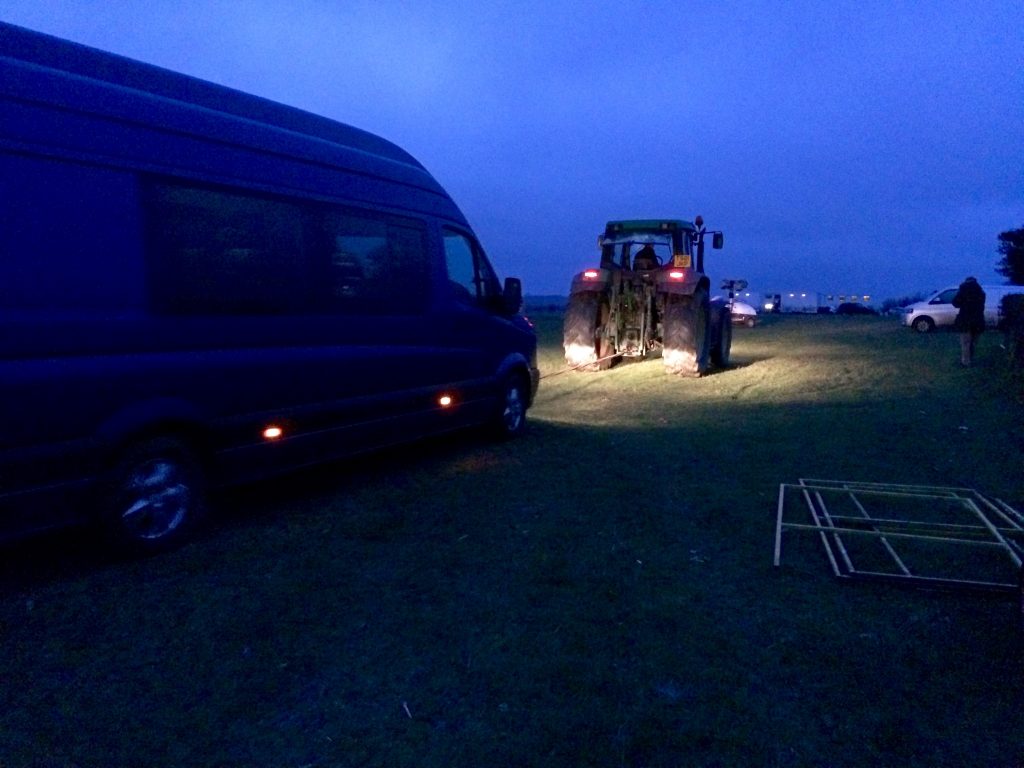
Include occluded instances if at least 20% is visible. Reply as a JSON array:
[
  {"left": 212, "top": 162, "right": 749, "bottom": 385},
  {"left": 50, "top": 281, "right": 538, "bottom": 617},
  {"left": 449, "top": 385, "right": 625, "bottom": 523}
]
[
  {"left": 912, "top": 316, "right": 935, "bottom": 333},
  {"left": 663, "top": 287, "right": 710, "bottom": 377},
  {"left": 103, "top": 436, "right": 206, "bottom": 554},
  {"left": 491, "top": 374, "right": 529, "bottom": 439}
]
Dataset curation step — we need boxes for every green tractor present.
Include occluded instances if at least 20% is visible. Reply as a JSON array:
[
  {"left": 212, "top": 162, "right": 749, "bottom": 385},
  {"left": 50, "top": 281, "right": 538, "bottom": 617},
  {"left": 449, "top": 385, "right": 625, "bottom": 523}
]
[{"left": 562, "top": 217, "right": 730, "bottom": 377}]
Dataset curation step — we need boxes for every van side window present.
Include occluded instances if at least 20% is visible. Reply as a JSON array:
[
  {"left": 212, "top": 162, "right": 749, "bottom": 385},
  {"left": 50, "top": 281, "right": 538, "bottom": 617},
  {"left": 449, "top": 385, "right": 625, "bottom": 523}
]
[
  {"left": 0, "top": 153, "right": 144, "bottom": 311},
  {"left": 146, "top": 184, "right": 308, "bottom": 314},
  {"left": 320, "top": 212, "right": 429, "bottom": 314},
  {"left": 443, "top": 229, "right": 502, "bottom": 309},
  {"left": 145, "top": 182, "right": 429, "bottom": 316}
]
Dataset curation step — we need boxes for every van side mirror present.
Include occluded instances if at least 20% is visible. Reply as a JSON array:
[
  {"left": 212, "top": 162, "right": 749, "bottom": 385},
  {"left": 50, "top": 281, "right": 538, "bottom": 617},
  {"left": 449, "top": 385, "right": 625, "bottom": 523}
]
[
  {"left": 503, "top": 277, "right": 523, "bottom": 315},
  {"left": 712, "top": 232, "right": 724, "bottom": 249}
]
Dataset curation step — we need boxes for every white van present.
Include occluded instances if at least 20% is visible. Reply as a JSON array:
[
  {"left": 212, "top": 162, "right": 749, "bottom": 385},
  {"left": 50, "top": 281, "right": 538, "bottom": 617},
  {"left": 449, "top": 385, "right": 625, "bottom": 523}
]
[{"left": 903, "top": 284, "right": 1021, "bottom": 332}]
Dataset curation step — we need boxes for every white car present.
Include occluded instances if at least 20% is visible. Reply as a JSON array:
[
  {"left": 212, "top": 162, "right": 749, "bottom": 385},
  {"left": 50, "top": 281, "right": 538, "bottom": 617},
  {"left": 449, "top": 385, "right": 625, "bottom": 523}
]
[
  {"left": 730, "top": 300, "right": 758, "bottom": 327},
  {"left": 902, "top": 284, "right": 1018, "bottom": 333}
]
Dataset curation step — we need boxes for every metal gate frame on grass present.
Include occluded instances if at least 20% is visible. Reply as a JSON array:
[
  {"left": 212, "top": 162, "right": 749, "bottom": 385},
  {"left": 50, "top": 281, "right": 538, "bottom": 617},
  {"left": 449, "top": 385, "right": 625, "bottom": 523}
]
[{"left": 774, "top": 479, "right": 1024, "bottom": 594}]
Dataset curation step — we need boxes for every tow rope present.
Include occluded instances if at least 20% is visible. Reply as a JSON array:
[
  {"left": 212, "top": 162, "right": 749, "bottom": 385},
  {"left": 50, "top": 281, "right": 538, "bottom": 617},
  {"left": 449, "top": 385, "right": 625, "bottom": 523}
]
[{"left": 539, "top": 352, "right": 621, "bottom": 380}]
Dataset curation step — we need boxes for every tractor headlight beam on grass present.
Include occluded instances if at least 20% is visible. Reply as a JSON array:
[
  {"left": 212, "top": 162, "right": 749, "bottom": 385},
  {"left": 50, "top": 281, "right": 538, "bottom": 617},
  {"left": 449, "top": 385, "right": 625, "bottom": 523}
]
[{"left": 774, "top": 479, "right": 1024, "bottom": 596}]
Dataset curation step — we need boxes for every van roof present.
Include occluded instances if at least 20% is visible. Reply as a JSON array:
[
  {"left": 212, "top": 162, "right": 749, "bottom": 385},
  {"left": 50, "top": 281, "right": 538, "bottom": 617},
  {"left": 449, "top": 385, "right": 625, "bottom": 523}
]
[{"left": 0, "top": 21, "right": 422, "bottom": 170}]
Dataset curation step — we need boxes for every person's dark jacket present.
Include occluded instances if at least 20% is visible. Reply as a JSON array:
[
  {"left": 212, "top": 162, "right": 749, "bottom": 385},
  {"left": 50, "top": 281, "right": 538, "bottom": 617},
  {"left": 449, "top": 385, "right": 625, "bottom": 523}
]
[{"left": 952, "top": 279, "right": 986, "bottom": 333}]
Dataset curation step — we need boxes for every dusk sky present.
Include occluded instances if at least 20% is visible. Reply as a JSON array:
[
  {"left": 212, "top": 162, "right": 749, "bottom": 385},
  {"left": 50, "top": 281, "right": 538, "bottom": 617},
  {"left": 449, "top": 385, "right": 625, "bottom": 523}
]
[{"left": 3, "top": 1, "right": 1021, "bottom": 303}]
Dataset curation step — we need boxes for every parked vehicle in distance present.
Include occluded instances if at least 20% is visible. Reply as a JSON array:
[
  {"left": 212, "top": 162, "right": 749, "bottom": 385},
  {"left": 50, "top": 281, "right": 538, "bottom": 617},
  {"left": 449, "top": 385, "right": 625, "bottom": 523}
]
[
  {"left": 902, "top": 284, "right": 1022, "bottom": 333},
  {"left": 836, "top": 303, "right": 878, "bottom": 315},
  {"left": 778, "top": 291, "right": 826, "bottom": 314},
  {"left": 0, "top": 22, "right": 539, "bottom": 553},
  {"left": 730, "top": 300, "right": 758, "bottom": 327}
]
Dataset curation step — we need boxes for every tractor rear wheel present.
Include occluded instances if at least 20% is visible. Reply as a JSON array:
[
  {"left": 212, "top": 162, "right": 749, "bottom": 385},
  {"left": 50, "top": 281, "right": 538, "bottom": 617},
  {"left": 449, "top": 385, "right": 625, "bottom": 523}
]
[
  {"left": 563, "top": 293, "right": 613, "bottom": 371},
  {"left": 663, "top": 287, "right": 710, "bottom": 377}
]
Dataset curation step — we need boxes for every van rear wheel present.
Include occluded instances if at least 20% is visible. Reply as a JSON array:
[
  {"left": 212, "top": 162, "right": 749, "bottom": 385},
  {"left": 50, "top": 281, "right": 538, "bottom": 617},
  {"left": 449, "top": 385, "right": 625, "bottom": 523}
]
[{"left": 104, "top": 436, "right": 206, "bottom": 554}]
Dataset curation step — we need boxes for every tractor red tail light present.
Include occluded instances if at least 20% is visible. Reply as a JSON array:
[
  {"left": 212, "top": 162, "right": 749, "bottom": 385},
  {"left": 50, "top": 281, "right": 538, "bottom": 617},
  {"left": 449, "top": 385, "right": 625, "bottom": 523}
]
[
  {"left": 668, "top": 270, "right": 685, "bottom": 280},
  {"left": 583, "top": 269, "right": 600, "bottom": 280}
]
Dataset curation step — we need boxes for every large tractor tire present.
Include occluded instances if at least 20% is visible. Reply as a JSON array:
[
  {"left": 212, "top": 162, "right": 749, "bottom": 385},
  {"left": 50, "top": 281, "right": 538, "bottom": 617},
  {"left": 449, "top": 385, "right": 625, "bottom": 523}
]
[
  {"left": 710, "top": 302, "right": 732, "bottom": 368},
  {"left": 662, "top": 287, "right": 710, "bottom": 377},
  {"left": 563, "top": 293, "right": 613, "bottom": 371}
]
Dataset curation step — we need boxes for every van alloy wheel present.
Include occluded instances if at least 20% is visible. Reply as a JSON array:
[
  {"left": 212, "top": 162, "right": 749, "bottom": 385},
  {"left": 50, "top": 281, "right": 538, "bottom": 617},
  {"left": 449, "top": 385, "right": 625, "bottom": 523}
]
[
  {"left": 106, "top": 437, "right": 205, "bottom": 553},
  {"left": 493, "top": 376, "right": 527, "bottom": 438}
]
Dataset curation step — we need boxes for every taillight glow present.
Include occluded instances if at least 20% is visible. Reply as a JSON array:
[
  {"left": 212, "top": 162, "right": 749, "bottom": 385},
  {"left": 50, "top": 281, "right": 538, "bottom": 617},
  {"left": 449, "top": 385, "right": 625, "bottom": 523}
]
[
  {"left": 438, "top": 394, "right": 453, "bottom": 407},
  {"left": 668, "top": 270, "right": 685, "bottom": 280},
  {"left": 583, "top": 269, "right": 600, "bottom": 279},
  {"left": 262, "top": 425, "right": 284, "bottom": 440}
]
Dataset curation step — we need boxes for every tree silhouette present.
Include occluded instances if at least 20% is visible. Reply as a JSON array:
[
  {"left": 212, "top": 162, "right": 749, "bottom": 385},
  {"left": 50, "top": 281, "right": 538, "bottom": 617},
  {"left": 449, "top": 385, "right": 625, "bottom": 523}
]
[{"left": 995, "top": 226, "right": 1024, "bottom": 284}]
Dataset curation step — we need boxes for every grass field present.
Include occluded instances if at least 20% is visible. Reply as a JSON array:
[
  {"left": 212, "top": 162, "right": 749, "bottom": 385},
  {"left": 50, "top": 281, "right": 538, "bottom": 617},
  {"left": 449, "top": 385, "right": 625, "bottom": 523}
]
[{"left": 2, "top": 314, "right": 1023, "bottom": 767}]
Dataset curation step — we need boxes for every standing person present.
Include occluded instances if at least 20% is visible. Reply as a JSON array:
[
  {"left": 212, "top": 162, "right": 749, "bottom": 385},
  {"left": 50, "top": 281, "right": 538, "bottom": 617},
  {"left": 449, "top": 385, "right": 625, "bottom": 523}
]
[{"left": 952, "top": 276, "right": 986, "bottom": 366}]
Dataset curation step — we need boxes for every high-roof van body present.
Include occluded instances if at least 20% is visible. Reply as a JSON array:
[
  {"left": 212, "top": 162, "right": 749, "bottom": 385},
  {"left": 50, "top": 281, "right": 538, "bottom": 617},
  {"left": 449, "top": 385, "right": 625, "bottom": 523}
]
[{"left": 0, "top": 23, "right": 538, "bottom": 551}]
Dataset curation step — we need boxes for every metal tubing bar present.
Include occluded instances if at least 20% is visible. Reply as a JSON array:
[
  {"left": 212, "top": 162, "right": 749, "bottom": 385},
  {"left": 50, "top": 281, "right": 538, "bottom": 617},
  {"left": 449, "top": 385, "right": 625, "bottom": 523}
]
[
  {"left": 964, "top": 497, "right": 1023, "bottom": 569},
  {"left": 799, "top": 479, "right": 976, "bottom": 495},
  {"left": 783, "top": 483, "right": 964, "bottom": 502},
  {"left": 970, "top": 493, "right": 1024, "bottom": 532},
  {"left": 845, "top": 485, "right": 911, "bottom": 576},
  {"left": 790, "top": 485, "right": 842, "bottom": 577},
  {"left": 801, "top": 486, "right": 844, "bottom": 577},
  {"left": 773, "top": 483, "right": 786, "bottom": 567},
  {"left": 811, "top": 488, "right": 855, "bottom": 574},
  {"left": 995, "top": 498, "right": 1024, "bottom": 527},
  {"left": 822, "top": 514, "right": 1015, "bottom": 535},
  {"left": 779, "top": 522, "right": 1009, "bottom": 548}
]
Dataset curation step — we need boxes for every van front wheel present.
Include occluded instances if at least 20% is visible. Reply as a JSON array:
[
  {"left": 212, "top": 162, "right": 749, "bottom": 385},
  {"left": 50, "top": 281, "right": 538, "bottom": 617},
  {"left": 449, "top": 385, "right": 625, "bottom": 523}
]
[
  {"left": 104, "top": 436, "right": 206, "bottom": 554},
  {"left": 491, "top": 374, "right": 529, "bottom": 439}
]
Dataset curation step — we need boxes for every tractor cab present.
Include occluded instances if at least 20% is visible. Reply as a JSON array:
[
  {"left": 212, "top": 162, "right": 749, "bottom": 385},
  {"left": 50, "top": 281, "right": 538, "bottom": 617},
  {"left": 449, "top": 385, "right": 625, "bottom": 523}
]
[{"left": 599, "top": 220, "right": 698, "bottom": 272}]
